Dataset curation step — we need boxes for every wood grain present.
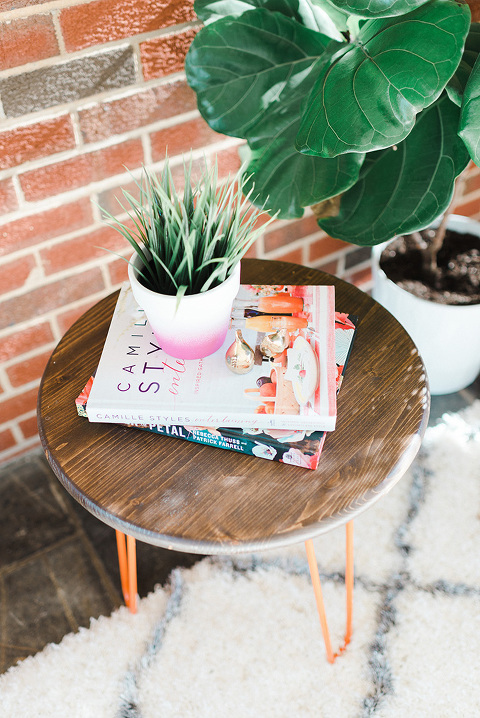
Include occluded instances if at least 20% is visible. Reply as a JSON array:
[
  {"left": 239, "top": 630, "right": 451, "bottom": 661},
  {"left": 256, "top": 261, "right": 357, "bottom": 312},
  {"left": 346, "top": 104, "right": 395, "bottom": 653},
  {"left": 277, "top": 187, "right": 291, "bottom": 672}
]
[{"left": 38, "top": 260, "right": 430, "bottom": 554}]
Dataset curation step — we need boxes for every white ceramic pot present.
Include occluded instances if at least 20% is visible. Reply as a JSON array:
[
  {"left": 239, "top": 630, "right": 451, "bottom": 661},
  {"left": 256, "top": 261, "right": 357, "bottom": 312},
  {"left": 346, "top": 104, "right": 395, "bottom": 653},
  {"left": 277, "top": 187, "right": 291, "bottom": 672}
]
[
  {"left": 372, "top": 215, "right": 480, "bottom": 395},
  {"left": 128, "top": 255, "right": 241, "bottom": 360}
]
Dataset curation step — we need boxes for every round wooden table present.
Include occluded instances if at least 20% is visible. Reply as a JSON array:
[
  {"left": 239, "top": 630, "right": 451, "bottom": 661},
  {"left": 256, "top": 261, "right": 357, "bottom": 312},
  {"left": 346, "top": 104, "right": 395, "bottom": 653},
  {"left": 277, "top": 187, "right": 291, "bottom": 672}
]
[{"left": 38, "top": 259, "right": 430, "bottom": 662}]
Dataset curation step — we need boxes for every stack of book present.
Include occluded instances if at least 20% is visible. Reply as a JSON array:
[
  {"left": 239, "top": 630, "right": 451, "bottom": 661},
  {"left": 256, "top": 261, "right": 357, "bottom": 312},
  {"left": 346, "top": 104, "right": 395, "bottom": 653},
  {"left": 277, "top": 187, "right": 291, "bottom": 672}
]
[{"left": 76, "top": 283, "right": 357, "bottom": 469}]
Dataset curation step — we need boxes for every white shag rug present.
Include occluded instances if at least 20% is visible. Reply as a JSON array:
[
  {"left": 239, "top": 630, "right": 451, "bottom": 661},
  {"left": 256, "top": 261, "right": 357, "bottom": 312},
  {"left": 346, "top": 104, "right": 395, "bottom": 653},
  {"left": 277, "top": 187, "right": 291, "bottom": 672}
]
[{"left": 1, "top": 402, "right": 479, "bottom": 718}]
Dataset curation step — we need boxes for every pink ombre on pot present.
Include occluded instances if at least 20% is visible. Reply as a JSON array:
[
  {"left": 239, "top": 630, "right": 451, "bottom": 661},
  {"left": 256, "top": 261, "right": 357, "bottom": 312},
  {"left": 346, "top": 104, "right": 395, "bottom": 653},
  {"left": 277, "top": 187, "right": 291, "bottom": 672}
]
[{"left": 128, "top": 255, "right": 240, "bottom": 360}]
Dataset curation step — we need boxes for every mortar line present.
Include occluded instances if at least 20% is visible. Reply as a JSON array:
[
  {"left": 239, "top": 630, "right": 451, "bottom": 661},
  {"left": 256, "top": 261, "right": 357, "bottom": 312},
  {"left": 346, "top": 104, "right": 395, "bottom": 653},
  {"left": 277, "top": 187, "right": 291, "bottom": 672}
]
[
  {"left": 45, "top": 472, "right": 123, "bottom": 606},
  {"left": 51, "top": 9, "right": 67, "bottom": 55},
  {"left": 42, "top": 553, "right": 79, "bottom": 634},
  {"left": 0, "top": 534, "right": 77, "bottom": 578},
  {"left": 0, "top": 640, "right": 41, "bottom": 652}
]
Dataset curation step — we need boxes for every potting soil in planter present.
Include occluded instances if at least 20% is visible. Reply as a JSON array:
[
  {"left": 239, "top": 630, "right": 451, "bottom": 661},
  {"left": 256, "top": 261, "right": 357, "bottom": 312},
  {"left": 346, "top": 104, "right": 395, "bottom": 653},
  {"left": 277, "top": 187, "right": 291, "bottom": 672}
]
[{"left": 379, "top": 229, "right": 480, "bottom": 305}]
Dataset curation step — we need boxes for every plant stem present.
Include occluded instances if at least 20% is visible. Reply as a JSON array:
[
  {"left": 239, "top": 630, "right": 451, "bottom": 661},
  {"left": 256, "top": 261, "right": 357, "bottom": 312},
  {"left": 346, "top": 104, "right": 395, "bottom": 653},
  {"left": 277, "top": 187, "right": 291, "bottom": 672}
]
[
  {"left": 425, "top": 213, "right": 448, "bottom": 273},
  {"left": 424, "top": 169, "right": 468, "bottom": 273},
  {"left": 409, "top": 231, "right": 425, "bottom": 250}
]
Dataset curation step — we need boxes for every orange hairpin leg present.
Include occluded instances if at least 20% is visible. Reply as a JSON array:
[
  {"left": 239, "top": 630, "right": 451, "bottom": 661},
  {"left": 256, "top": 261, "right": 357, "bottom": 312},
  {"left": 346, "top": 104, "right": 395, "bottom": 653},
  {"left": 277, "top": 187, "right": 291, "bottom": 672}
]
[
  {"left": 305, "top": 520, "right": 354, "bottom": 664},
  {"left": 115, "top": 530, "right": 138, "bottom": 613}
]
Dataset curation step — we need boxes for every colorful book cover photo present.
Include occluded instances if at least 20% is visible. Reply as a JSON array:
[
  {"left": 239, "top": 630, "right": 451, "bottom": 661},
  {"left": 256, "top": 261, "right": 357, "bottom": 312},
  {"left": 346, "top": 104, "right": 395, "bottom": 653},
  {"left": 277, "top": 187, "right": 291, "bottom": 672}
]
[
  {"left": 76, "top": 313, "right": 358, "bottom": 470},
  {"left": 85, "top": 283, "right": 337, "bottom": 431}
]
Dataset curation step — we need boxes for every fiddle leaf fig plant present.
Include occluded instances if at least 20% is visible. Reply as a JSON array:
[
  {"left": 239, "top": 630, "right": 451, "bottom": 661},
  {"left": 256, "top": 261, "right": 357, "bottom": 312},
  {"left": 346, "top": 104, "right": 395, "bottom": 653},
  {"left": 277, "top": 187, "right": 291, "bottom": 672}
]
[
  {"left": 319, "top": 94, "right": 470, "bottom": 244},
  {"left": 296, "top": 2, "right": 469, "bottom": 157},
  {"left": 185, "top": 0, "right": 480, "bottom": 253}
]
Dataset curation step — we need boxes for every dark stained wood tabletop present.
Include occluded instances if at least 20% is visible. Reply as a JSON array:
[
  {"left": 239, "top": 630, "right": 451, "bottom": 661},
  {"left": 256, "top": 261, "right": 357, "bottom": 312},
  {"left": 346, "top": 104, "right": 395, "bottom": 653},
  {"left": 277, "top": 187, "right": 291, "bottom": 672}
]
[{"left": 37, "top": 259, "right": 430, "bottom": 554}]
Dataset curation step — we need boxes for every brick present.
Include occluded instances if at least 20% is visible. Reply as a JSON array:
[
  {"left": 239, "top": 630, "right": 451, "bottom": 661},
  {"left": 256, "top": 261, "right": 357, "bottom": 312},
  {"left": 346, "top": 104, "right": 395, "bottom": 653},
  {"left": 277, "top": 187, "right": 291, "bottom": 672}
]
[
  {"left": 40, "top": 226, "right": 131, "bottom": 275},
  {"left": 0, "top": 254, "right": 37, "bottom": 294},
  {"left": 0, "top": 427, "right": 16, "bottom": 452},
  {"left": 344, "top": 245, "right": 372, "bottom": 270},
  {"left": 20, "top": 139, "right": 144, "bottom": 202},
  {"left": 308, "top": 235, "right": 349, "bottom": 262},
  {"left": 271, "top": 247, "right": 304, "bottom": 264},
  {"left": 0, "top": 179, "right": 18, "bottom": 214},
  {"left": 0, "top": 47, "right": 135, "bottom": 118},
  {"left": 0, "top": 322, "right": 54, "bottom": 363},
  {"left": 56, "top": 297, "right": 102, "bottom": 335},
  {"left": 316, "top": 259, "right": 338, "bottom": 276},
  {"left": 346, "top": 266, "right": 372, "bottom": 288},
  {"left": 0, "top": 15, "right": 59, "bottom": 72},
  {"left": 0, "top": 199, "right": 93, "bottom": 258},
  {"left": 0, "top": 268, "right": 105, "bottom": 331},
  {"left": 107, "top": 254, "right": 130, "bottom": 286},
  {"left": 264, "top": 215, "right": 320, "bottom": 254},
  {"left": 467, "top": 0, "right": 480, "bottom": 21},
  {"left": 60, "top": 0, "right": 195, "bottom": 52},
  {"left": 0, "top": 0, "right": 50, "bottom": 9},
  {"left": 0, "top": 115, "right": 75, "bottom": 171},
  {"left": 463, "top": 170, "right": 480, "bottom": 196},
  {"left": 97, "top": 179, "right": 141, "bottom": 216},
  {"left": 0, "top": 386, "right": 38, "bottom": 422},
  {"left": 151, "top": 117, "right": 221, "bottom": 161},
  {"left": 140, "top": 28, "right": 199, "bottom": 81},
  {"left": 243, "top": 203, "right": 277, "bottom": 232},
  {"left": 452, "top": 197, "right": 480, "bottom": 218},
  {"left": 18, "top": 414, "right": 39, "bottom": 440},
  {"left": 244, "top": 241, "right": 258, "bottom": 259},
  {"left": 6, "top": 349, "right": 52, "bottom": 388},
  {"left": 169, "top": 157, "right": 211, "bottom": 192},
  {"left": 98, "top": 157, "right": 207, "bottom": 217},
  {"left": 215, "top": 146, "right": 242, "bottom": 179},
  {"left": 79, "top": 80, "right": 197, "bottom": 143},
  {"left": 0, "top": 442, "right": 41, "bottom": 463}
]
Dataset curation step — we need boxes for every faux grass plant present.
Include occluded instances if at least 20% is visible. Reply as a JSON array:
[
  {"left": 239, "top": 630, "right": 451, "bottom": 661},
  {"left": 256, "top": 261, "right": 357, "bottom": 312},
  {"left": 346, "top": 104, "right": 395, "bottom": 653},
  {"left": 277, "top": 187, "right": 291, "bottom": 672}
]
[{"left": 101, "top": 158, "right": 274, "bottom": 303}]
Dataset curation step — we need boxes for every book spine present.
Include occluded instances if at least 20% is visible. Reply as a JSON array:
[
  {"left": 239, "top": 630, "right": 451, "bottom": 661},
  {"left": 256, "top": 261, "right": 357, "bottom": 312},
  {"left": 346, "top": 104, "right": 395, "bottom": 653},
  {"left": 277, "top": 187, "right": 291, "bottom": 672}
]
[
  {"left": 77, "top": 381, "right": 326, "bottom": 469},
  {"left": 85, "top": 407, "right": 336, "bottom": 432},
  {"left": 135, "top": 424, "right": 324, "bottom": 469}
]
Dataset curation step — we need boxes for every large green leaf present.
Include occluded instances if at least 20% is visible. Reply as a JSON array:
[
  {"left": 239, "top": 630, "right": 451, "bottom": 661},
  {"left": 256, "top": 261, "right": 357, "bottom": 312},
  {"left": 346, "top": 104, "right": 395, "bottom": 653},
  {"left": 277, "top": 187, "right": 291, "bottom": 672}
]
[
  {"left": 447, "top": 23, "right": 480, "bottom": 107},
  {"left": 185, "top": 9, "right": 342, "bottom": 137},
  {"left": 194, "top": 0, "right": 343, "bottom": 36},
  {"left": 310, "top": 0, "right": 350, "bottom": 30},
  {"left": 296, "top": 0, "right": 470, "bottom": 158},
  {"left": 320, "top": 0, "right": 429, "bottom": 19},
  {"left": 243, "top": 80, "right": 365, "bottom": 217},
  {"left": 459, "top": 54, "right": 480, "bottom": 165},
  {"left": 318, "top": 95, "right": 471, "bottom": 245},
  {"left": 345, "top": 14, "right": 367, "bottom": 37}
]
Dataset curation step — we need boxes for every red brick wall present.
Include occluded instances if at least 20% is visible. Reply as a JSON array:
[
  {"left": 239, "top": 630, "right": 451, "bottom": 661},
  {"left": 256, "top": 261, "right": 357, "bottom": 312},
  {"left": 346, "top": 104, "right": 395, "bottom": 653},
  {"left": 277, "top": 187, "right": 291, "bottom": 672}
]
[{"left": 1, "top": 0, "right": 480, "bottom": 464}]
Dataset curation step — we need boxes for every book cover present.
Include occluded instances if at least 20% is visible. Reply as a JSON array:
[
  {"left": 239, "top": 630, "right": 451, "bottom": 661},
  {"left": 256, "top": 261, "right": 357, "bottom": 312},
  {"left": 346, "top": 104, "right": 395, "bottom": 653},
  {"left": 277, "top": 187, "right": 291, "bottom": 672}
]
[
  {"left": 77, "top": 313, "right": 357, "bottom": 469},
  {"left": 85, "top": 283, "right": 337, "bottom": 431}
]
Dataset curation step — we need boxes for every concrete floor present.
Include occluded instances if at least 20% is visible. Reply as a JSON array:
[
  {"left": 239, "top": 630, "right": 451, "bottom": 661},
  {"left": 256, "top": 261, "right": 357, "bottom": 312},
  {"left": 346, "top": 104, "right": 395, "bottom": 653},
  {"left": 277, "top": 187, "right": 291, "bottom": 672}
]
[
  {"left": 0, "top": 379, "right": 478, "bottom": 674},
  {"left": 0, "top": 451, "right": 202, "bottom": 674}
]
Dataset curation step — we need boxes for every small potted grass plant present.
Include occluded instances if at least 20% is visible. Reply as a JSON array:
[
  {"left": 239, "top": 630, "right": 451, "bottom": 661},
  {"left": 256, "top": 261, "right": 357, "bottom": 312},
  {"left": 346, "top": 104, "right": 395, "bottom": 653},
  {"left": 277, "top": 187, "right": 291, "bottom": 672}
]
[{"left": 101, "top": 157, "right": 273, "bottom": 360}]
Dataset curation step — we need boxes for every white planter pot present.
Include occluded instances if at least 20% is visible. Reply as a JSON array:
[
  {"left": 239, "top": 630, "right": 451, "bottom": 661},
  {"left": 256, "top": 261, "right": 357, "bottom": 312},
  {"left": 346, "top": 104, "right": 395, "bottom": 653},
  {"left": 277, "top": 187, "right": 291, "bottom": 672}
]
[
  {"left": 128, "top": 256, "right": 241, "bottom": 360},
  {"left": 372, "top": 215, "right": 480, "bottom": 395}
]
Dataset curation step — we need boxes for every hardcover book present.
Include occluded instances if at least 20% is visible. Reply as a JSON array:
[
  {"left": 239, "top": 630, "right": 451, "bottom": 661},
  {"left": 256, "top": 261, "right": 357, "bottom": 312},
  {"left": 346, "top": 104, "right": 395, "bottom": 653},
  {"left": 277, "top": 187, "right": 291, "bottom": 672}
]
[
  {"left": 85, "top": 282, "right": 337, "bottom": 431},
  {"left": 76, "top": 313, "right": 358, "bottom": 469}
]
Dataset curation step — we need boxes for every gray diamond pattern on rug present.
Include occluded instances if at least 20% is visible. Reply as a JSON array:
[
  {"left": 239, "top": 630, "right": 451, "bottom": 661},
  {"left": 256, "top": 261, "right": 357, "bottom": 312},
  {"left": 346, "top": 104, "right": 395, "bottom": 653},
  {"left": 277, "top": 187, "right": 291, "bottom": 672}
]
[
  {"left": 0, "top": 402, "right": 479, "bottom": 718},
  {"left": 377, "top": 588, "right": 480, "bottom": 717}
]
